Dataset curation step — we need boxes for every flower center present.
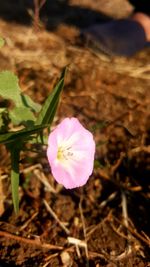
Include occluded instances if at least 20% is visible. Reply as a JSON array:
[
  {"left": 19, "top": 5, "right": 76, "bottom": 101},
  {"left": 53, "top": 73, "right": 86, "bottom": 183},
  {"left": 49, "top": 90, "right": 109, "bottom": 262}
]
[{"left": 57, "top": 145, "right": 74, "bottom": 162}]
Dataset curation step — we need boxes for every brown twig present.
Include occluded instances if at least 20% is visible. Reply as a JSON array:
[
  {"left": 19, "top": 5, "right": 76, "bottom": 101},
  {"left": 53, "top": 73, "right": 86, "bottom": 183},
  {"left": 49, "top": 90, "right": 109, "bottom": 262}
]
[
  {"left": 0, "top": 230, "right": 63, "bottom": 250},
  {"left": 33, "top": 169, "right": 56, "bottom": 193},
  {"left": 42, "top": 253, "right": 59, "bottom": 267},
  {"left": 43, "top": 199, "right": 70, "bottom": 235},
  {"left": 99, "top": 191, "right": 117, "bottom": 209},
  {"left": 113, "top": 217, "right": 150, "bottom": 247},
  {"left": 128, "top": 145, "right": 150, "bottom": 156},
  {"left": 109, "top": 221, "right": 131, "bottom": 241},
  {"left": 110, "top": 152, "right": 125, "bottom": 176},
  {"left": 19, "top": 211, "right": 38, "bottom": 231},
  {"left": 79, "top": 199, "right": 89, "bottom": 267},
  {"left": 33, "top": 0, "right": 47, "bottom": 31}
]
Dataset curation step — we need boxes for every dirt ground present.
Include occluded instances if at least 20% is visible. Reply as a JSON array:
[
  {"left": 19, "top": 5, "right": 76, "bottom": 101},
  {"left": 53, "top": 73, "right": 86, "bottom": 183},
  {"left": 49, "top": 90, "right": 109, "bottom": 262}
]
[{"left": 0, "top": 0, "right": 150, "bottom": 266}]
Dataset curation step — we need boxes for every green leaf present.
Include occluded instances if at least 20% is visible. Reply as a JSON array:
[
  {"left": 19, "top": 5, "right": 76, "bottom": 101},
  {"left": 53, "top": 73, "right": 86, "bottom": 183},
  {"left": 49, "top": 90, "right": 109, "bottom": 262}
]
[
  {"left": 21, "top": 94, "right": 41, "bottom": 113},
  {"left": 9, "top": 107, "right": 36, "bottom": 126},
  {"left": 0, "top": 108, "right": 6, "bottom": 113},
  {"left": 0, "top": 124, "right": 48, "bottom": 145},
  {"left": 0, "top": 113, "right": 3, "bottom": 128},
  {"left": 0, "top": 71, "right": 22, "bottom": 106},
  {"left": 0, "top": 109, "right": 9, "bottom": 133},
  {"left": 10, "top": 148, "right": 20, "bottom": 214},
  {"left": 35, "top": 67, "right": 66, "bottom": 126},
  {"left": 0, "top": 37, "right": 5, "bottom": 48}
]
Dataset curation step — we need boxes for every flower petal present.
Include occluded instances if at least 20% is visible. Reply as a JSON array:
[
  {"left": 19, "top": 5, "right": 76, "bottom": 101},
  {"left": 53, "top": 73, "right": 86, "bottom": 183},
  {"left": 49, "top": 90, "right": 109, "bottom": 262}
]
[{"left": 47, "top": 117, "right": 95, "bottom": 189}]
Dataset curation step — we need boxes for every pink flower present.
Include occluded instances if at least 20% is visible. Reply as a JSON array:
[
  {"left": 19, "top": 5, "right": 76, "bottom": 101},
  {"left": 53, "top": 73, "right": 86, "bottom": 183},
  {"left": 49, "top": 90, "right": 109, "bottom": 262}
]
[{"left": 47, "top": 117, "right": 95, "bottom": 189}]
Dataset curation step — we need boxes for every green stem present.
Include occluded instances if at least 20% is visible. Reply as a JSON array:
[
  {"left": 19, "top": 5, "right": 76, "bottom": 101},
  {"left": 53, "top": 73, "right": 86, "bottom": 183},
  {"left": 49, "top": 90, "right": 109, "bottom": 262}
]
[{"left": 11, "top": 148, "right": 20, "bottom": 214}]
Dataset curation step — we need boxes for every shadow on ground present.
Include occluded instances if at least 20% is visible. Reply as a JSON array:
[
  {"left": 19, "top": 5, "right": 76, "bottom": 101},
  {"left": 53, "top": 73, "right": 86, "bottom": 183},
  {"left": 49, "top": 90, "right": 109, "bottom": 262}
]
[{"left": 0, "top": 0, "right": 111, "bottom": 30}]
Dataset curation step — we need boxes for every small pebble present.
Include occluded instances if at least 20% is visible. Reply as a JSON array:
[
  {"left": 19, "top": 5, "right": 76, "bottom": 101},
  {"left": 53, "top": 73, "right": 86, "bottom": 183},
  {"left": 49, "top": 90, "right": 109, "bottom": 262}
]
[{"left": 60, "top": 251, "right": 72, "bottom": 267}]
